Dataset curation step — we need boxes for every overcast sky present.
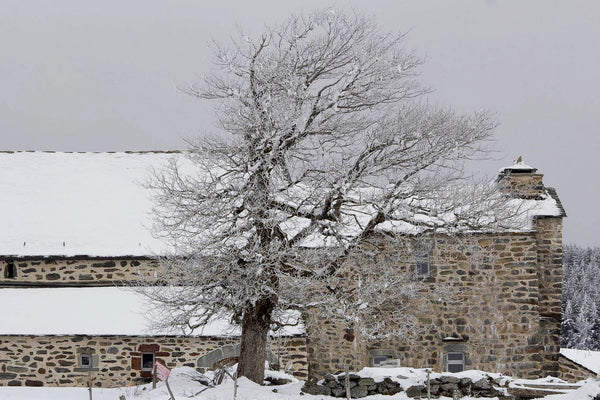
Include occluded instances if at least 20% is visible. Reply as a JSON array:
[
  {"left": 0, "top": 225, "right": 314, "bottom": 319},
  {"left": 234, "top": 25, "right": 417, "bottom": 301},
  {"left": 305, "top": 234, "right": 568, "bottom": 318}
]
[{"left": 1, "top": 0, "right": 598, "bottom": 246}]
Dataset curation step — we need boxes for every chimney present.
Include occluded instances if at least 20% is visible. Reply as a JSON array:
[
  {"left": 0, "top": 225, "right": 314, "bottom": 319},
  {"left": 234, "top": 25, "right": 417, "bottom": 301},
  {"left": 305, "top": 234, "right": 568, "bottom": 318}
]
[{"left": 497, "top": 156, "right": 545, "bottom": 199}]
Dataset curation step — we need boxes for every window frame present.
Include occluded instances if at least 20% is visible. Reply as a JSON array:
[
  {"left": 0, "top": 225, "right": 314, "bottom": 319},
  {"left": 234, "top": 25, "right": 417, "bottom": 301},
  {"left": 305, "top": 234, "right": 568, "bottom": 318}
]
[
  {"left": 141, "top": 352, "right": 155, "bottom": 371},
  {"left": 4, "top": 262, "right": 16, "bottom": 279},
  {"left": 415, "top": 255, "right": 430, "bottom": 278},
  {"left": 446, "top": 352, "right": 465, "bottom": 373},
  {"left": 372, "top": 355, "right": 388, "bottom": 367},
  {"left": 79, "top": 354, "right": 92, "bottom": 369}
]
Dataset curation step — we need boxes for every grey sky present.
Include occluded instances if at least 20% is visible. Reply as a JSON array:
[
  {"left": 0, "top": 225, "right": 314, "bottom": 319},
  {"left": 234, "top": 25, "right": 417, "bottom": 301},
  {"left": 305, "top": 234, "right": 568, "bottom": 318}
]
[{"left": 1, "top": 0, "right": 598, "bottom": 246}]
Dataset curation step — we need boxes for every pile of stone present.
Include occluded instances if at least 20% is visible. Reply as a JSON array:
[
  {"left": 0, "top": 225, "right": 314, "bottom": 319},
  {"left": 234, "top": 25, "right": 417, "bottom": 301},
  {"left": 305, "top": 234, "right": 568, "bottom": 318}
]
[
  {"left": 302, "top": 373, "right": 506, "bottom": 399},
  {"left": 403, "top": 375, "right": 504, "bottom": 399},
  {"left": 302, "top": 373, "right": 402, "bottom": 398}
]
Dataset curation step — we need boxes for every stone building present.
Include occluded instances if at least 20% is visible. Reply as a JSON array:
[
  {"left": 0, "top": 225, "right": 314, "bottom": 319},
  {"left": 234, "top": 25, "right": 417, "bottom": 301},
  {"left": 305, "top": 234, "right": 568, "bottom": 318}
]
[{"left": 0, "top": 151, "right": 592, "bottom": 388}]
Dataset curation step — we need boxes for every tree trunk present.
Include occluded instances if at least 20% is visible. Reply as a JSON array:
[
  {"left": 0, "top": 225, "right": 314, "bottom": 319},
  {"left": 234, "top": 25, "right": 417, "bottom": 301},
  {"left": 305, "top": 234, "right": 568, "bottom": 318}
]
[{"left": 237, "top": 296, "right": 275, "bottom": 384}]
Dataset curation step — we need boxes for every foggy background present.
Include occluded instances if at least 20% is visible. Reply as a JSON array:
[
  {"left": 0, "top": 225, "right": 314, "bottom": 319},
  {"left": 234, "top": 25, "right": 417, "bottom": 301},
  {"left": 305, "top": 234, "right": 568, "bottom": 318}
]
[{"left": 1, "top": 0, "right": 598, "bottom": 246}]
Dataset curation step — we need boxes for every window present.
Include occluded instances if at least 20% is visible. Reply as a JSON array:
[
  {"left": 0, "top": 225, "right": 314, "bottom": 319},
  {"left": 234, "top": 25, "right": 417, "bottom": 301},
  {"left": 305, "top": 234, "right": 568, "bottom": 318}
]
[
  {"left": 446, "top": 352, "right": 464, "bottom": 373},
  {"left": 411, "top": 239, "right": 432, "bottom": 279},
  {"left": 80, "top": 354, "right": 92, "bottom": 369},
  {"left": 373, "top": 355, "right": 400, "bottom": 367},
  {"left": 373, "top": 355, "right": 388, "bottom": 367},
  {"left": 416, "top": 255, "right": 430, "bottom": 278},
  {"left": 142, "top": 352, "right": 155, "bottom": 371},
  {"left": 4, "top": 262, "right": 16, "bottom": 279}
]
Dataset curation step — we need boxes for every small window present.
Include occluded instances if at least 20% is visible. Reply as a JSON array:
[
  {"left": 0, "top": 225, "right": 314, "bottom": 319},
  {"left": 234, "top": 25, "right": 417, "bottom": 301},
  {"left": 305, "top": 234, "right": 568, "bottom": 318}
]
[
  {"left": 446, "top": 352, "right": 464, "bottom": 372},
  {"left": 80, "top": 354, "right": 92, "bottom": 369},
  {"left": 142, "top": 352, "right": 155, "bottom": 371},
  {"left": 416, "top": 253, "right": 430, "bottom": 278},
  {"left": 416, "top": 258, "right": 429, "bottom": 278},
  {"left": 4, "top": 262, "right": 16, "bottom": 279},
  {"left": 373, "top": 355, "right": 388, "bottom": 367},
  {"left": 373, "top": 355, "right": 400, "bottom": 367}
]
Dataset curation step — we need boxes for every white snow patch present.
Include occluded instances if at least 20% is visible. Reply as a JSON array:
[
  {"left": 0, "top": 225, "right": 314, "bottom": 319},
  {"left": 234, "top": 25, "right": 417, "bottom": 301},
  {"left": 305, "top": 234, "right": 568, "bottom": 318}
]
[{"left": 0, "top": 366, "right": 598, "bottom": 399}]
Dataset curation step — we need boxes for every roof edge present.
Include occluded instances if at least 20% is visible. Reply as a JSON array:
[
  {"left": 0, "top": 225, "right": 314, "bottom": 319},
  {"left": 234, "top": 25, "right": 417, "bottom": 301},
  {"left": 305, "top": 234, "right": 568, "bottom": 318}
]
[
  {"left": 0, "top": 150, "right": 187, "bottom": 154},
  {"left": 546, "top": 187, "right": 567, "bottom": 217}
]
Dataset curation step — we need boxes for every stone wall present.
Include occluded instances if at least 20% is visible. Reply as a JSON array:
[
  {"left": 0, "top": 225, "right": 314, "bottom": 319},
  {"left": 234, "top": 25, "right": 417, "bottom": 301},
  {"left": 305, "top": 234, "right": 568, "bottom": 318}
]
[
  {"left": 0, "top": 334, "right": 307, "bottom": 387},
  {"left": 0, "top": 258, "right": 159, "bottom": 286},
  {"left": 304, "top": 310, "right": 370, "bottom": 379},
  {"left": 498, "top": 173, "right": 545, "bottom": 198},
  {"left": 306, "top": 231, "right": 558, "bottom": 379},
  {"left": 534, "top": 217, "right": 563, "bottom": 376},
  {"left": 557, "top": 354, "right": 596, "bottom": 382}
]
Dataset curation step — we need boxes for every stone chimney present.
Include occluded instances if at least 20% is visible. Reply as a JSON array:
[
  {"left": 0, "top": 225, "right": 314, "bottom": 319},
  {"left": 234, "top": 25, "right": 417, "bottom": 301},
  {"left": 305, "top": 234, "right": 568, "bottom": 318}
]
[{"left": 497, "top": 156, "right": 545, "bottom": 199}]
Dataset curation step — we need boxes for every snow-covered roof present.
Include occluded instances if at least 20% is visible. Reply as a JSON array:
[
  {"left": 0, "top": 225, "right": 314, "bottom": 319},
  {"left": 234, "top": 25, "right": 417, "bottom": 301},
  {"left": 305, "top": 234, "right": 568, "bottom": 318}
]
[
  {"left": 0, "top": 151, "right": 171, "bottom": 257},
  {"left": 560, "top": 348, "right": 600, "bottom": 374},
  {"left": 0, "top": 287, "right": 304, "bottom": 336},
  {"left": 498, "top": 160, "right": 537, "bottom": 173},
  {"left": 0, "top": 151, "right": 563, "bottom": 257}
]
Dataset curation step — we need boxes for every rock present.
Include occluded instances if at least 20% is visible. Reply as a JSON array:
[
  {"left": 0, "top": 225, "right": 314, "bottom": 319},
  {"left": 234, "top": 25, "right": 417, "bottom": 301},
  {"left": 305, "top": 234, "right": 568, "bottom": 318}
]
[
  {"left": 350, "top": 385, "right": 368, "bottom": 398},
  {"left": 331, "top": 386, "right": 346, "bottom": 397},
  {"left": 383, "top": 377, "right": 396, "bottom": 386},
  {"left": 301, "top": 383, "right": 331, "bottom": 396},
  {"left": 460, "top": 377, "right": 472, "bottom": 386},
  {"left": 264, "top": 376, "right": 291, "bottom": 385},
  {"left": 473, "top": 378, "right": 492, "bottom": 390},
  {"left": 324, "top": 373, "right": 336, "bottom": 381},
  {"left": 326, "top": 379, "right": 341, "bottom": 388},
  {"left": 440, "top": 375, "right": 461, "bottom": 384},
  {"left": 406, "top": 384, "right": 426, "bottom": 398},
  {"left": 338, "top": 373, "right": 361, "bottom": 381},
  {"left": 358, "top": 377, "right": 376, "bottom": 386},
  {"left": 441, "top": 383, "right": 459, "bottom": 392},
  {"left": 388, "top": 385, "right": 403, "bottom": 395}
]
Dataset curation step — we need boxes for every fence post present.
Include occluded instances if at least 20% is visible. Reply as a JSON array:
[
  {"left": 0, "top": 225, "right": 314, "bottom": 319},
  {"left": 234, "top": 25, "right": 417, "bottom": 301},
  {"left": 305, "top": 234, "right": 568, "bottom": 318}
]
[{"left": 152, "top": 363, "right": 157, "bottom": 389}]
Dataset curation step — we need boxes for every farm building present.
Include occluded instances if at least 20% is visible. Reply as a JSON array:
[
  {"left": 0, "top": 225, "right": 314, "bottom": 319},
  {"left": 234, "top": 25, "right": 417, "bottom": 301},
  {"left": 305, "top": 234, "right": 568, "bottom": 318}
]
[{"left": 0, "top": 151, "right": 592, "bottom": 387}]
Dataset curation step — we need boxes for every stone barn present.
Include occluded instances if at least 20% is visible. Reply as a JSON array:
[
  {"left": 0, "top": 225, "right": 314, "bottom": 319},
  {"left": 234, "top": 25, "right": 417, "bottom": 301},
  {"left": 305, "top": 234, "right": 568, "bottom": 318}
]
[{"left": 0, "top": 151, "right": 592, "bottom": 387}]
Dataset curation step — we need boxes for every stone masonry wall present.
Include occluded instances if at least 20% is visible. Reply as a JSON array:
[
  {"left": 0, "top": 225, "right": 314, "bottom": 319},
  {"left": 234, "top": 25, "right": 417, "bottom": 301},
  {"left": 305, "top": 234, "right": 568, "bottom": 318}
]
[
  {"left": 498, "top": 173, "right": 545, "bottom": 198},
  {"left": 306, "top": 231, "right": 555, "bottom": 379},
  {"left": 0, "top": 258, "right": 159, "bottom": 286},
  {"left": 0, "top": 335, "right": 307, "bottom": 387},
  {"left": 534, "top": 217, "right": 563, "bottom": 377},
  {"left": 304, "top": 309, "right": 370, "bottom": 379},
  {"left": 558, "top": 354, "right": 596, "bottom": 382}
]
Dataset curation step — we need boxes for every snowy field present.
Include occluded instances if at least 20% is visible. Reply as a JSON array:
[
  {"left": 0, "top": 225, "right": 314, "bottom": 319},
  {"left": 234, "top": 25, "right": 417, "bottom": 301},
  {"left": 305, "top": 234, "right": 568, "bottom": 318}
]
[{"left": 1, "top": 366, "right": 598, "bottom": 400}]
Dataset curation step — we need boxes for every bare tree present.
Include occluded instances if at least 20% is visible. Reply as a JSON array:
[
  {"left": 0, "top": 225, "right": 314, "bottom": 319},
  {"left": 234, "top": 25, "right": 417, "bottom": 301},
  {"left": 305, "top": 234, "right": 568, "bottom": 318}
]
[{"left": 141, "top": 9, "right": 520, "bottom": 383}]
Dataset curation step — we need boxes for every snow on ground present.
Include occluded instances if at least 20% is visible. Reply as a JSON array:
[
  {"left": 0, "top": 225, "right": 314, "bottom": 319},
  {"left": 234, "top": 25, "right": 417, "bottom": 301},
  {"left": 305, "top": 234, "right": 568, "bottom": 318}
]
[
  {"left": 0, "top": 367, "right": 598, "bottom": 400},
  {"left": 0, "top": 287, "right": 304, "bottom": 336},
  {"left": 561, "top": 348, "right": 600, "bottom": 374}
]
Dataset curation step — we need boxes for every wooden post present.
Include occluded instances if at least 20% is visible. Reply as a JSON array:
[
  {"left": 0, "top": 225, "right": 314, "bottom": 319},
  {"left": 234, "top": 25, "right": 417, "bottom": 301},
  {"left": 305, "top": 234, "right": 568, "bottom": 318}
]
[
  {"left": 345, "top": 365, "right": 351, "bottom": 400},
  {"left": 165, "top": 378, "right": 176, "bottom": 400},
  {"left": 152, "top": 363, "right": 157, "bottom": 389},
  {"left": 233, "top": 371, "right": 238, "bottom": 400},
  {"left": 426, "top": 369, "right": 431, "bottom": 400},
  {"left": 88, "top": 371, "right": 93, "bottom": 400}
]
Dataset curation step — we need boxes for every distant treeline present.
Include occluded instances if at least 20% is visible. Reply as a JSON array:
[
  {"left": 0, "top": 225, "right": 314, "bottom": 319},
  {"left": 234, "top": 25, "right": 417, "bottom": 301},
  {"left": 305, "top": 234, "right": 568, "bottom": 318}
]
[{"left": 562, "top": 244, "right": 600, "bottom": 350}]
